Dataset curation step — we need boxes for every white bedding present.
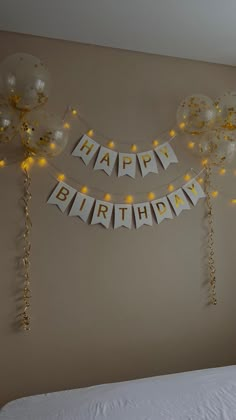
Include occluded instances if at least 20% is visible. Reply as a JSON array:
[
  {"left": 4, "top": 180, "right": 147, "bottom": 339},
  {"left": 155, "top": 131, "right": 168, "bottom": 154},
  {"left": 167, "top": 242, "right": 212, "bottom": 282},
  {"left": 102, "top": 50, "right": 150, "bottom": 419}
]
[{"left": 1, "top": 366, "right": 236, "bottom": 419}]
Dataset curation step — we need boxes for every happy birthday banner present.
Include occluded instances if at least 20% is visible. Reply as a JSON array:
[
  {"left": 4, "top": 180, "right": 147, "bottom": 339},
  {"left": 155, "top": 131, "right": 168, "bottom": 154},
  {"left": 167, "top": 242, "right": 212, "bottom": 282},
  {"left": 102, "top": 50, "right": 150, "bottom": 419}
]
[
  {"left": 72, "top": 134, "right": 178, "bottom": 178},
  {"left": 48, "top": 178, "right": 206, "bottom": 229}
]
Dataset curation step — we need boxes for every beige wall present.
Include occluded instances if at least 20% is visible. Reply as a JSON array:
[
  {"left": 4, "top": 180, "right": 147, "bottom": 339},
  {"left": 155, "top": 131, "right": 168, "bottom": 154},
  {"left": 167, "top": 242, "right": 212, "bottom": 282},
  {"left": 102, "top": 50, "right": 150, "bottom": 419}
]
[{"left": 0, "top": 31, "right": 236, "bottom": 406}]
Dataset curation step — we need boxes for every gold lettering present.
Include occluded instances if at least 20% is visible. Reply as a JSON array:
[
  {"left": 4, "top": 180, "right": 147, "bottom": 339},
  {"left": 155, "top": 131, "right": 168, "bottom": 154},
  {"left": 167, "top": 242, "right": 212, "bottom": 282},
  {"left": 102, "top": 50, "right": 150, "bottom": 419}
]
[
  {"left": 123, "top": 156, "right": 132, "bottom": 169},
  {"left": 97, "top": 204, "right": 108, "bottom": 219},
  {"left": 174, "top": 194, "right": 185, "bottom": 208},
  {"left": 138, "top": 206, "right": 148, "bottom": 219},
  {"left": 56, "top": 187, "right": 69, "bottom": 202},
  {"left": 160, "top": 146, "right": 169, "bottom": 158},
  {"left": 80, "top": 139, "right": 94, "bottom": 155},
  {"left": 120, "top": 207, "right": 128, "bottom": 221},
  {"left": 142, "top": 154, "right": 151, "bottom": 168},
  {"left": 187, "top": 183, "right": 198, "bottom": 196},
  {"left": 100, "top": 152, "right": 110, "bottom": 166},
  {"left": 79, "top": 198, "right": 86, "bottom": 211},
  {"left": 155, "top": 202, "right": 167, "bottom": 215}
]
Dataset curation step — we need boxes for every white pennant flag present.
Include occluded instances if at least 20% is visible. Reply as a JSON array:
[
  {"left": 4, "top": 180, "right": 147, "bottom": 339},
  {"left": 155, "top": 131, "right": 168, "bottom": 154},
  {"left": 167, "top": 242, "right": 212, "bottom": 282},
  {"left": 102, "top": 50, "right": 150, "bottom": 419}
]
[
  {"left": 91, "top": 200, "right": 113, "bottom": 228},
  {"left": 94, "top": 146, "right": 117, "bottom": 176},
  {"left": 151, "top": 196, "right": 173, "bottom": 224},
  {"left": 137, "top": 150, "right": 158, "bottom": 177},
  {"left": 167, "top": 188, "right": 191, "bottom": 216},
  {"left": 182, "top": 179, "right": 206, "bottom": 206},
  {"left": 69, "top": 192, "right": 95, "bottom": 222},
  {"left": 155, "top": 142, "right": 178, "bottom": 170},
  {"left": 72, "top": 135, "right": 100, "bottom": 165},
  {"left": 114, "top": 204, "right": 132, "bottom": 229},
  {"left": 47, "top": 182, "right": 77, "bottom": 213},
  {"left": 133, "top": 202, "right": 153, "bottom": 229},
  {"left": 118, "top": 153, "right": 136, "bottom": 178}
]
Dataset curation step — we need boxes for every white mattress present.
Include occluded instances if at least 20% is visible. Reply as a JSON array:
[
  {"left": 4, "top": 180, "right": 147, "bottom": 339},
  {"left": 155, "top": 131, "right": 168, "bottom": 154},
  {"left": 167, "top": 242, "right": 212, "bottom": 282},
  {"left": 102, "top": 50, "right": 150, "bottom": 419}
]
[{"left": 1, "top": 366, "right": 236, "bottom": 419}]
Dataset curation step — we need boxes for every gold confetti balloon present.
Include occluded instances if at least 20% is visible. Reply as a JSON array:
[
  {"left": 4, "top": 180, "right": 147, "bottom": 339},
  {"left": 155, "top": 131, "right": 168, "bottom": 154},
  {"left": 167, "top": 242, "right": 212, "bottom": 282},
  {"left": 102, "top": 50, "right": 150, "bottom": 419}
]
[
  {"left": 177, "top": 94, "right": 217, "bottom": 134},
  {"left": 195, "top": 130, "right": 236, "bottom": 166},
  {"left": 213, "top": 129, "right": 236, "bottom": 166},
  {"left": 0, "top": 53, "right": 50, "bottom": 111},
  {"left": 0, "top": 103, "right": 19, "bottom": 143},
  {"left": 215, "top": 91, "right": 236, "bottom": 130},
  {"left": 194, "top": 133, "right": 213, "bottom": 157},
  {"left": 20, "top": 110, "right": 69, "bottom": 157}
]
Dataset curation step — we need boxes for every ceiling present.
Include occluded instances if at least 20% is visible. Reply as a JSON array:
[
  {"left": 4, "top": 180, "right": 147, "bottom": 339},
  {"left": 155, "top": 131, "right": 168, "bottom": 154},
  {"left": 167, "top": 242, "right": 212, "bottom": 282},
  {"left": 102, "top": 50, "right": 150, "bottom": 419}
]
[{"left": 1, "top": 0, "right": 236, "bottom": 66}]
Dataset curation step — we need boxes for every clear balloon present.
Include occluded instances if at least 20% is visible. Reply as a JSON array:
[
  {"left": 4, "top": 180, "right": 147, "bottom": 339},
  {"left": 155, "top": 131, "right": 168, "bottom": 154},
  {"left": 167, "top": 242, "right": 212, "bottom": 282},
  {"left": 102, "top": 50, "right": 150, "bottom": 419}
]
[
  {"left": 214, "top": 128, "right": 236, "bottom": 143},
  {"left": 20, "top": 110, "right": 69, "bottom": 157},
  {"left": 0, "top": 103, "right": 19, "bottom": 143},
  {"left": 215, "top": 91, "right": 236, "bottom": 130},
  {"left": 194, "top": 130, "right": 236, "bottom": 166},
  {"left": 194, "top": 133, "right": 214, "bottom": 157},
  {"left": 213, "top": 129, "right": 236, "bottom": 166},
  {"left": 177, "top": 94, "right": 217, "bottom": 134},
  {"left": 0, "top": 53, "right": 50, "bottom": 111}
]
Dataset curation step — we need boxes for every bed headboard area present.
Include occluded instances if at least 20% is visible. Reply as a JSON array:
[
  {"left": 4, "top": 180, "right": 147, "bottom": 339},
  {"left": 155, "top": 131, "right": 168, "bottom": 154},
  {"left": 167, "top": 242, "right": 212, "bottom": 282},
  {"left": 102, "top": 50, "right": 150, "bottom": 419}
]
[{"left": 0, "top": 30, "right": 236, "bottom": 407}]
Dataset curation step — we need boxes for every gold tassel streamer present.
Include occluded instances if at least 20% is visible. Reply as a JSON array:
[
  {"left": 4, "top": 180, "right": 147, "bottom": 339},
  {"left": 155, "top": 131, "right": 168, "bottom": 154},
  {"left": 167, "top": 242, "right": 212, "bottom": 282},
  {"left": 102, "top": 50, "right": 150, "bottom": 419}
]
[
  {"left": 205, "top": 166, "right": 217, "bottom": 305},
  {"left": 21, "top": 165, "right": 32, "bottom": 330}
]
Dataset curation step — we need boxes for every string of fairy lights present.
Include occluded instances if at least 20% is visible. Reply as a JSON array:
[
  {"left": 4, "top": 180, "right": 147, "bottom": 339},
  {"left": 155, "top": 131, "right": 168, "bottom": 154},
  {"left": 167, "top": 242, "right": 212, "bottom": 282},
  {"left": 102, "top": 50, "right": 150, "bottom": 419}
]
[
  {"left": 1, "top": 104, "right": 235, "bottom": 204},
  {"left": 63, "top": 105, "right": 180, "bottom": 151},
  {"left": 0, "top": 151, "right": 235, "bottom": 204},
  {"left": 1, "top": 105, "right": 235, "bottom": 203}
]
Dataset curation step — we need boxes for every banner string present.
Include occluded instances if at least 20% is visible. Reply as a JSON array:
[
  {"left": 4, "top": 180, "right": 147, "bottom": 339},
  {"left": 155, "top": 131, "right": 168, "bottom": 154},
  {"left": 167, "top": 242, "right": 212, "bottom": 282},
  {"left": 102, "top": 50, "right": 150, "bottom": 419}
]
[
  {"left": 63, "top": 106, "right": 179, "bottom": 149},
  {"left": 47, "top": 159, "right": 206, "bottom": 201}
]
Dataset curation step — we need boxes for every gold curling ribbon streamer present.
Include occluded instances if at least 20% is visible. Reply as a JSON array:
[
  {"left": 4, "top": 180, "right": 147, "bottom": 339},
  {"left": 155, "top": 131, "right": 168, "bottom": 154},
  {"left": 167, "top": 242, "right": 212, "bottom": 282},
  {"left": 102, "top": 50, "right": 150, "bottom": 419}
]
[
  {"left": 21, "top": 165, "right": 32, "bottom": 330},
  {"left": 205, "top": 166, "right": 217, "bottom": 305}
]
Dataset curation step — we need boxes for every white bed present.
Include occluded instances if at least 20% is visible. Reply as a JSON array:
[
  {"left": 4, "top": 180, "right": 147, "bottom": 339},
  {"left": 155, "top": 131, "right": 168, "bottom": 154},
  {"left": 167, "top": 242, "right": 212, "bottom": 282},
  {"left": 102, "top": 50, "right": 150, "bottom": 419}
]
[{"left": 1, "top": 366, "right": 236, "bottom": 419}]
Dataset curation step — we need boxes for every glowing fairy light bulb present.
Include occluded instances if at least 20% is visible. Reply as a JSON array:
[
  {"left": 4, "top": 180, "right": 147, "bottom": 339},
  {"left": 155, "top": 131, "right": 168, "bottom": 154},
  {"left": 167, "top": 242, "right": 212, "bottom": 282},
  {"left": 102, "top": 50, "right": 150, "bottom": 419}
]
[
  {"left": 148, "top": 192, "right": 155, "bottom": 200},
  {"left": 168, "top": 184, "right": 174, "bottom": 193},
  {"left": 198, "top": 177, "right": 204, "bottom": 184},
  {"left": 57, "top": 174, "right": 66, "bottom": 182},
  {"left": 152, "top": 140, "right": 159, "bottom": 147},
  {"left": 104, "top": 193, "right": 111, "bottom": 201},
  {"left": 179, "top": 122, "right": 185, "bottom": 130},
  {"left": 0, "top": 159, "right": 6, "bottom": 167},
  {"left": 87, "top": 129, "right": 94, "bottom": 137},
  {"left": 131, "top": 144, "right": 137, "bottom": 152},
  {"left": 211, "top": 191, "right": 219, "bottom": 198},
  {"left": 201, "top": 158, "right": 208, "bottom": 166},
  {"left": 184, "top": 173, "right": 191, "bottom": 182},
  {"left": 219, "top": 168, "right": 226, "bottom": 175},
  {"left": 50, "top": 143, "right": 56, "bottom": 150},
  {"left": 21, "top": 160, "right": 30, "bottom": 171},
  {"left": 188, "top": 141, "right": 195, "bottom": 149},
  {"left": 107, "top": 141, "right": 115, "bottom": 149},
  {"left": 27, "top": 157, "right": 34, "bottom": 165},
  {"left": 21, "top": 157, "right": 34, "bottom": 171},
  {"left": 81, "top": 186, "right": 88, "bottom": 194},
  {"left": 71, "top": 109, "right": 77, "bottom": 116},
  {"left": 231, "top": 199, "right": 236, "bottom": 204},
  {"left": 38, "top": 158, "right": 47, "bottom": 167},
  {"left": 63, "top": 122, "right": 70, "bottom": 129},
  {"left": 169, "top": 129, "right": 176, "bottom": 137},
  {"left": 125, "top": 195, "right": 134, "bottom": 204}
]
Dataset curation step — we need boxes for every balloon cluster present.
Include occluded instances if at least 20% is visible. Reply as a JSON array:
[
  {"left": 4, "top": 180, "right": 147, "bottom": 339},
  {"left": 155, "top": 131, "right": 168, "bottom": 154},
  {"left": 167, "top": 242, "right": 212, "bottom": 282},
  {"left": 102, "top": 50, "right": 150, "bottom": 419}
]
[
  {"left": 177, "top": 93, "right": 236, "bottom": 166},
  {"left": 0, "top": 53, "right": 69, "bottom": 158}
]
